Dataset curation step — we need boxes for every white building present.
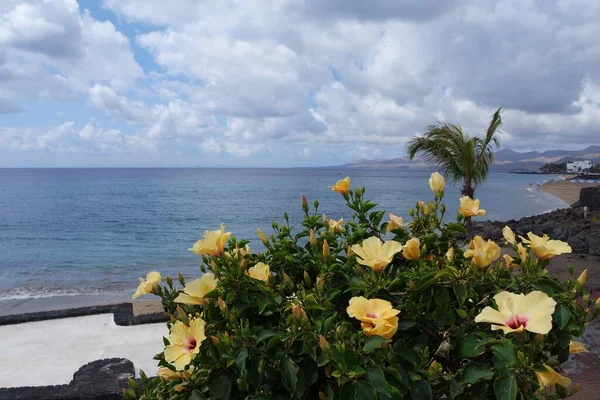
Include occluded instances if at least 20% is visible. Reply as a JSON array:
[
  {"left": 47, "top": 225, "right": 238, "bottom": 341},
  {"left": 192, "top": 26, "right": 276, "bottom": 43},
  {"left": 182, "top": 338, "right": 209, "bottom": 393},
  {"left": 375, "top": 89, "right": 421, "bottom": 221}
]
[{"left": 567, "top": 160, "right": 592, "bottom": 172}]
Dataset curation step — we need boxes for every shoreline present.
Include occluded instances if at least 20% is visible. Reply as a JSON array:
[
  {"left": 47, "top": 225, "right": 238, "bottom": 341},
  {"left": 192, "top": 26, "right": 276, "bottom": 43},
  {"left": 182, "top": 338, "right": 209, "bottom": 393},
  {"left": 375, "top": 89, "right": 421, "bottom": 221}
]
[{"left": 540, "top": 177, "right": 599, "bottom": 205}]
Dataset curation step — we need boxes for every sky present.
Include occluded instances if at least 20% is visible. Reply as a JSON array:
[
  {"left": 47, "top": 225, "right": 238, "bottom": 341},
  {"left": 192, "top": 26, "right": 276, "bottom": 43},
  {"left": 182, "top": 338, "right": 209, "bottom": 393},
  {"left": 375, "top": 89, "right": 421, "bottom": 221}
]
[{"left": 0, "top": 0, "right": 599, "bottom": 167}]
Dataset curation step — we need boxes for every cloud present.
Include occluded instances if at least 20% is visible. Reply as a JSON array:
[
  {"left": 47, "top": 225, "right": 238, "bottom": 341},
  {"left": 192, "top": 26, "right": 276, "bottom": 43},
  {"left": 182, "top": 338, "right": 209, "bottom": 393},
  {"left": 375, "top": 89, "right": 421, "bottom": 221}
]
[{"left": 2, "top": 0, "right": 600, "bottom": 166}]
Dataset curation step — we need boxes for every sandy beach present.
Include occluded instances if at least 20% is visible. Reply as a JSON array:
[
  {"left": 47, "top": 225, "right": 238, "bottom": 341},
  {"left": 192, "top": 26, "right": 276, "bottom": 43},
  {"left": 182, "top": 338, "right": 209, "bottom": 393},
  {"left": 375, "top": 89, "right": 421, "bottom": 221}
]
[{"left": 541, "top": 178, "right": 599, "bottom": 205}]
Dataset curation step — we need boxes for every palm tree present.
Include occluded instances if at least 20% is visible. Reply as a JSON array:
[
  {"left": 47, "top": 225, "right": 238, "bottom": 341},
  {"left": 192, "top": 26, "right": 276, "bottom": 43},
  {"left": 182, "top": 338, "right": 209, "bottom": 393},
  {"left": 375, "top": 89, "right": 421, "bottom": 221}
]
[{"left": 406, "top": 108, "right": 502, "bottom": 199}]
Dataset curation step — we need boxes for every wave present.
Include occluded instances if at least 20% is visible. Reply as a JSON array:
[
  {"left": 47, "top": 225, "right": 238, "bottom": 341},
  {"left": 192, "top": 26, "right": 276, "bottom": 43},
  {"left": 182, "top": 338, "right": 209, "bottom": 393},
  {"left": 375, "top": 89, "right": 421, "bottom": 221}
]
[{"left": 0, "top": 287, "right": 132, "bottom": 300}]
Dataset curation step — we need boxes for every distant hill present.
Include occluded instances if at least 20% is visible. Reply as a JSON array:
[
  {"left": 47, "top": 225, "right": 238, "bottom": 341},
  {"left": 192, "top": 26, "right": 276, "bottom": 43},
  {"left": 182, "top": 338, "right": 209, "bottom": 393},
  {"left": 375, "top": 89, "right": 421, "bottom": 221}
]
[{"left": 337, "top": 146, "right": 600, "bottom": 171}]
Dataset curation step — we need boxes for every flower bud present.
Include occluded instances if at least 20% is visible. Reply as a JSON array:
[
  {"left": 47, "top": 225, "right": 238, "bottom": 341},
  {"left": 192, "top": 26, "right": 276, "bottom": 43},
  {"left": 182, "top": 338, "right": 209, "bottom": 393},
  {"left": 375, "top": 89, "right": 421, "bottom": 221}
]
[
  {"left": 318, "top": 335, "right": 330, "bottom": 351},
  {"left": 347, "top": 245, "right": 353, "bottom": 257},
  {"left": 292, "top": 304, "right": 308, "bottom": 322},
  {"left": 283, "top": 272, "right": 293, "bottom": 288},
  {"left": 572, "top": 383, "right": 581, "bottom": 394},
  {"left": 301, "top": 195, "right": 309, "bottom": 213},
  {"left": 257, "top": 228, "right": 269, "bottom": 246},
  {"left": 178, "top": 272, "right": 185, "bottom": 286},
  {"left": 594, "top": 296, "right": 600, "bottom": 310},
  {"left": 446, "top": 247, "right": 455, "bottom": 262},
  {"left": 304, "top": 270, "right": 312, "bottom": 286},
  {"left": 577, "top": 269, "right": 588, "bottom": 286},
  {"left": 322, "top": 239, "right": 330, "bottom": 258},
  {"left": 166, "top": 275, "right": 173, "bottom": 287},
  {"left": 313, "top": 199, "right": 319, "bottom": 209},
  {"left": 218, "top": 297, "right": 227, "bottom": 313},
  {"left": 322, "top": 213, "right": 328, "bottom": 223},
  {"left": 429, "top": 172, "right": 445, "bottom": 195},
  {"left": 568, "top": 264, "right": 575, "bottom": 275},
  {"left": 316, "top": 276, "right": 324, "bottom": 292},
  {"left": 309, "top": 229, "right": 317, "bottom": 247},
  {"left": 211, "top": 336, "right": 220, "bottom": 345}
]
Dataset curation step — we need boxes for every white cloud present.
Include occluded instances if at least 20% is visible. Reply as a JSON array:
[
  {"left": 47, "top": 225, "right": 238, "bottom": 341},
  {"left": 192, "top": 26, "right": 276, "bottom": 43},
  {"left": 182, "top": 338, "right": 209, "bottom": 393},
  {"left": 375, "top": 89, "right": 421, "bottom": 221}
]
[{"left": 2, "top": 0, "right": 600, "bottom": 166}]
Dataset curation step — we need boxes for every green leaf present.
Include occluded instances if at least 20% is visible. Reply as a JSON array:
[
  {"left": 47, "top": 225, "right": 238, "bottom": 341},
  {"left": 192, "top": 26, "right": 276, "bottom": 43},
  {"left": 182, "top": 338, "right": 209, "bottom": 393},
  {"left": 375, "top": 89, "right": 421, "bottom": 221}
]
[
  {"left": 209, "top": 375, "right": 232, "bottom": 400},
  {"left": 364, "top": 335, "right": 391, "bottom": 352},
  {"left": 389, "top": 277, "right": 404, "bottom": 291},
  {"left": 258, "top": 297, "right": 269, "bottom": 314},
  {"left": 397, "top": 320, "right": 416, "bottom": 330},
  {"left": 279, "top": 355, "right": 299, "bottom": 392},
  {"left": 410, "top": 380, "right": 432, "bottom": 400},
  {"left": 460, "top": 363, "right": 494, "bottom": 385},
  {"left": 456, "top": 334, "right": 489, "bottom": 358},
  {"left": 366, "top": 365, "right": 390, "bottom": 395},
  {"left": 454, "top": 286, "right": 467, "bottom": 306},
  {"left": 493, "top": 375, "right": 517, "bottom": 400},
  {"left": 355, "top": 381, "right": 377, "bottom": 400},
  {"left": 555, "top": 305, "right": 572, "bottom": 330},
  {"left": 492, "top": 341, "right": 517, "bottom": 366},
  {"left": 189, "top": 390, "right": 204, "bottom": 400},
  {"left": 456, "top": 309, "right": 467, "bottom": 318},
  {"left": 256, "top": 330, "right": 278, "bottom": 344},
  {"left": 234, "top": 347, "right": 248, "bottom": 375},
  {"left": 446, "top": 223, "right": 468, "bottom": 234}
]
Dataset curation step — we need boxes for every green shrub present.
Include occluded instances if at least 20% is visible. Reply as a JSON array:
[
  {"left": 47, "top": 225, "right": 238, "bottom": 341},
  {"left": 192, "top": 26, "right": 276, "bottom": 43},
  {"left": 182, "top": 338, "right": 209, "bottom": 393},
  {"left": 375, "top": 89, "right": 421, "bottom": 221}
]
[{"left": 126, "top": 173, "right": 594, "bottom": 399}]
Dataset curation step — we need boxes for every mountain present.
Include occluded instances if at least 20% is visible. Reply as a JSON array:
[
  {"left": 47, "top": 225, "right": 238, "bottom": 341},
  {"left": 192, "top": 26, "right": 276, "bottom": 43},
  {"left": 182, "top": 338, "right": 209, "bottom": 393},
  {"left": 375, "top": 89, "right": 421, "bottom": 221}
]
[{"left": 338, "top": 146, "right": 600, "bottom": 171}]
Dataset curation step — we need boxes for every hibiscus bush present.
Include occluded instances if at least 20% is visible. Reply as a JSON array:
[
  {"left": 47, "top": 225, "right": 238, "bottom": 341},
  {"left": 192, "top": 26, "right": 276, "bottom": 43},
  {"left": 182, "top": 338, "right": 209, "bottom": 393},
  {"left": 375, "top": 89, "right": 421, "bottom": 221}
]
[{"left": 126, "top": 173, "right": 596, "bottom": 399}]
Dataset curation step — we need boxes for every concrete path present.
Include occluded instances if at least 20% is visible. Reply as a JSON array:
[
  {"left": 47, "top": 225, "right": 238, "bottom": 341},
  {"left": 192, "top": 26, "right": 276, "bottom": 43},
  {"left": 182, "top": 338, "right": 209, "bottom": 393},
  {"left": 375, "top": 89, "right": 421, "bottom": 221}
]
[{"left": 0, "top": 314, "right": 166, "bottom": 388}]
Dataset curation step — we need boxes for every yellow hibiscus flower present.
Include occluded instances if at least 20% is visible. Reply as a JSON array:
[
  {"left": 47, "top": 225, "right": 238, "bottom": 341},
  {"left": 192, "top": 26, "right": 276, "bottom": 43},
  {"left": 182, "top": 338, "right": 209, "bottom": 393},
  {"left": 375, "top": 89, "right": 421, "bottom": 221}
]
[
  {"left": 164, "top": 319, "right": 206, "bottom": 371},
  {"left": 459, "top": 197, "right": 486, "bottom": 218},
  {"left": 347, "top": 297, "right": 400, "bottom": 339},
  {"left": 428, "top": 172, "right": 445, "bottom": 194},
  {"left": 402, "top": 238, "right": 421, "bottom": 260},
  {"left": 517, "top": 242, "right": 528, "bottom": 261},
  {"left": 446, "top": 247, "right": 455, "bottom": 262},
  {"left": 330, "top": 176, "right": 350, "bottom": 194},
  {"left": 351, "top": 236, "right": 403, "bottom": 272},
  {"left": 535, "top": 365, "right": 571, "bottom": 388},
  {"left": 132, "top": 271, "right": 162, "bottom": 299},
  {"left": 520, "top": 232, "right": 572, "bottom": 260},
  {"left": 157, "top": 365, "right": 194, "bottom": 381},
  {"left": 464, "top": 235, "right": 501, "bottom": 268},
  {"left": 174, "top": 273, "right": 218, "bottom": 306},
  {"left": 189, "top": 224, "right": 232, "bottom": 256},
  {"left": 247, "top": 262, "right": 270, "bottom": 283},
  {"left": 386, "top": 214, "right": 404, "bottom": 232},
  {"left": 569, "top": 340, "right": 588, "bottom": 354},
  {"left": 503, "top": 254, "right": 519, "bottom": 269},
  {"left": 474, "top": 291, "right": 557, "bottom": 334},
  {"left": 502, "top": 226, "right": 516, "bottom": 245}
]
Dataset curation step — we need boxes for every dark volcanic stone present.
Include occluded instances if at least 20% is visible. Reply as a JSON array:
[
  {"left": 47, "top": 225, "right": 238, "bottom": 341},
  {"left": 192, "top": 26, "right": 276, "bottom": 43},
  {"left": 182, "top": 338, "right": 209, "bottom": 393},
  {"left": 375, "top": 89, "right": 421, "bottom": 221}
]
[
  {"left": 0, "top": 358, "right": 134, "bottom": 400},
  {"left": 580, "top": 187, "right": 600, "bottom": 211}
]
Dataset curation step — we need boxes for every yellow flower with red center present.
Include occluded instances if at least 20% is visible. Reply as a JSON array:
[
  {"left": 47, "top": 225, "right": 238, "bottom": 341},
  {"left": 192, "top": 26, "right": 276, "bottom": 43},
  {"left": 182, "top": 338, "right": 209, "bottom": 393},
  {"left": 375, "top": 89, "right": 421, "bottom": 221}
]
[
  {"left": 346, "top": 297, "right": 400, "bottom": 339},
  {"left": 386, "top": 214, "right": 404, "bottom": 232},
  {"left": 459, "top": 197, "right": 486, "bottom": 218},
  {"left": 402, "top": 238, "right": 421, "bottom": 260},
  {"left": 132, "top": 271, "right": 162, "bottom": 299},
  {"left": 464, "top": 236, "right": 501, "bottom": 268},
  {"left": 502, "top": 226, "right": 516, "bottom": 245},
  {"left": 520, "top": 232, "right": 572, "bottom": 260},
  {"left": 535, "top": 365, "right": 571, "bottom": 388},
  {"left": 189, "top": 224, "right": 232, "bottom": 256},
  {"left": 174, "top": 273, "right": 218, "bottom": 306},
  {"left": 330, "top": 176, "right": 350, "bottom": 195},
  {"left": 351, "top": 236, "right": 403, "bottom": 272},
  {"left": 428, "top": 172, "right": 445, "bottom": 195},
  {"left": 164, "top": 319, "right": 206, "bottom": 371},
  {"left": 328, "top": 218, "right": 344, "bottom": 233},
  {"left": 247, "top": 262, "right": 270, "bottom": 283},
  {"left": 474, "top": 291, "right": 556, "bottom": 334}
]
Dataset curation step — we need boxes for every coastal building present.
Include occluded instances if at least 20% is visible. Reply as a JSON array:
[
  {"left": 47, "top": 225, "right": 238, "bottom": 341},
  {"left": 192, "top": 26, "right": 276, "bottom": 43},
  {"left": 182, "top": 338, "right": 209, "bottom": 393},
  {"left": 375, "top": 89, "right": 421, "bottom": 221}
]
[{"left": 567, "top": 160, "right": 592, "bottom": 173}]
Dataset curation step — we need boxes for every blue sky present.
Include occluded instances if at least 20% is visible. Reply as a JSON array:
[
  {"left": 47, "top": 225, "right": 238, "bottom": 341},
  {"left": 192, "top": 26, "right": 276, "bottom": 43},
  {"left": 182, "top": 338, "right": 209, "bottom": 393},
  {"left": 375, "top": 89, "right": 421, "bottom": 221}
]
[{"left": 1, "top": 0, "right": 599, "bottom": 167}]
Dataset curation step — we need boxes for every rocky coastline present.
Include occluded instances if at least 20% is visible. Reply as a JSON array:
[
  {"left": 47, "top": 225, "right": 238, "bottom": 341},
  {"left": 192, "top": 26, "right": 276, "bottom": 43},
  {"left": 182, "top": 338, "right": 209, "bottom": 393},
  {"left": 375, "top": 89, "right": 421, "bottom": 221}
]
[{"left": 473, "top": 187, "right": 600, "bottom": 256}]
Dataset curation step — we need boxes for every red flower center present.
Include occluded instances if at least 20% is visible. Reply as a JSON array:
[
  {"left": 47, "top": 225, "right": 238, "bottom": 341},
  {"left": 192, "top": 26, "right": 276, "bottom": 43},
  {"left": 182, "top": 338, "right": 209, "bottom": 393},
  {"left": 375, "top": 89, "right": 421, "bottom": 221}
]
[
  {"left": 366, "top": 312, "right": 378, "bottom": 318},
  {"left": 505, "top": 315, "right": 528, "bottom": 329},
  {"left": 187, "top": 338, "right": 197, "bottom": 351}
]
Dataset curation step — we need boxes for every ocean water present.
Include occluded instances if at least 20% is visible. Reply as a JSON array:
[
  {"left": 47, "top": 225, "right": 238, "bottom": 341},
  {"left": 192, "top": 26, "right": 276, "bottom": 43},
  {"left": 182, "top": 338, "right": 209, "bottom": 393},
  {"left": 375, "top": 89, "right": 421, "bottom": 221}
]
[{"left": 0, "top": 168, "right": 567, "bottom": 299}]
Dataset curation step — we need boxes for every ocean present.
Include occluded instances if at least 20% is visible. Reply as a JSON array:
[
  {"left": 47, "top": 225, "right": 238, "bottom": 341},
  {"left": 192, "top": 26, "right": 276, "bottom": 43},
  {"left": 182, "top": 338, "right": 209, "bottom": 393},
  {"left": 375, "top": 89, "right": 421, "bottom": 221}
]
[{"left": 0, "top": 168, "right": 567, "bottom": 300}]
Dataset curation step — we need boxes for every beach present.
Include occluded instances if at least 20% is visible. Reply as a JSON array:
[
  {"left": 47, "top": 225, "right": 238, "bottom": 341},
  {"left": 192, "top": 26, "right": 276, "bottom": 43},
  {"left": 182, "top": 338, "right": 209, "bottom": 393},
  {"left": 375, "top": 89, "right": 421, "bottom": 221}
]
[{"left": 541, "top": 178, "right": 599, "bottom": 205}]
